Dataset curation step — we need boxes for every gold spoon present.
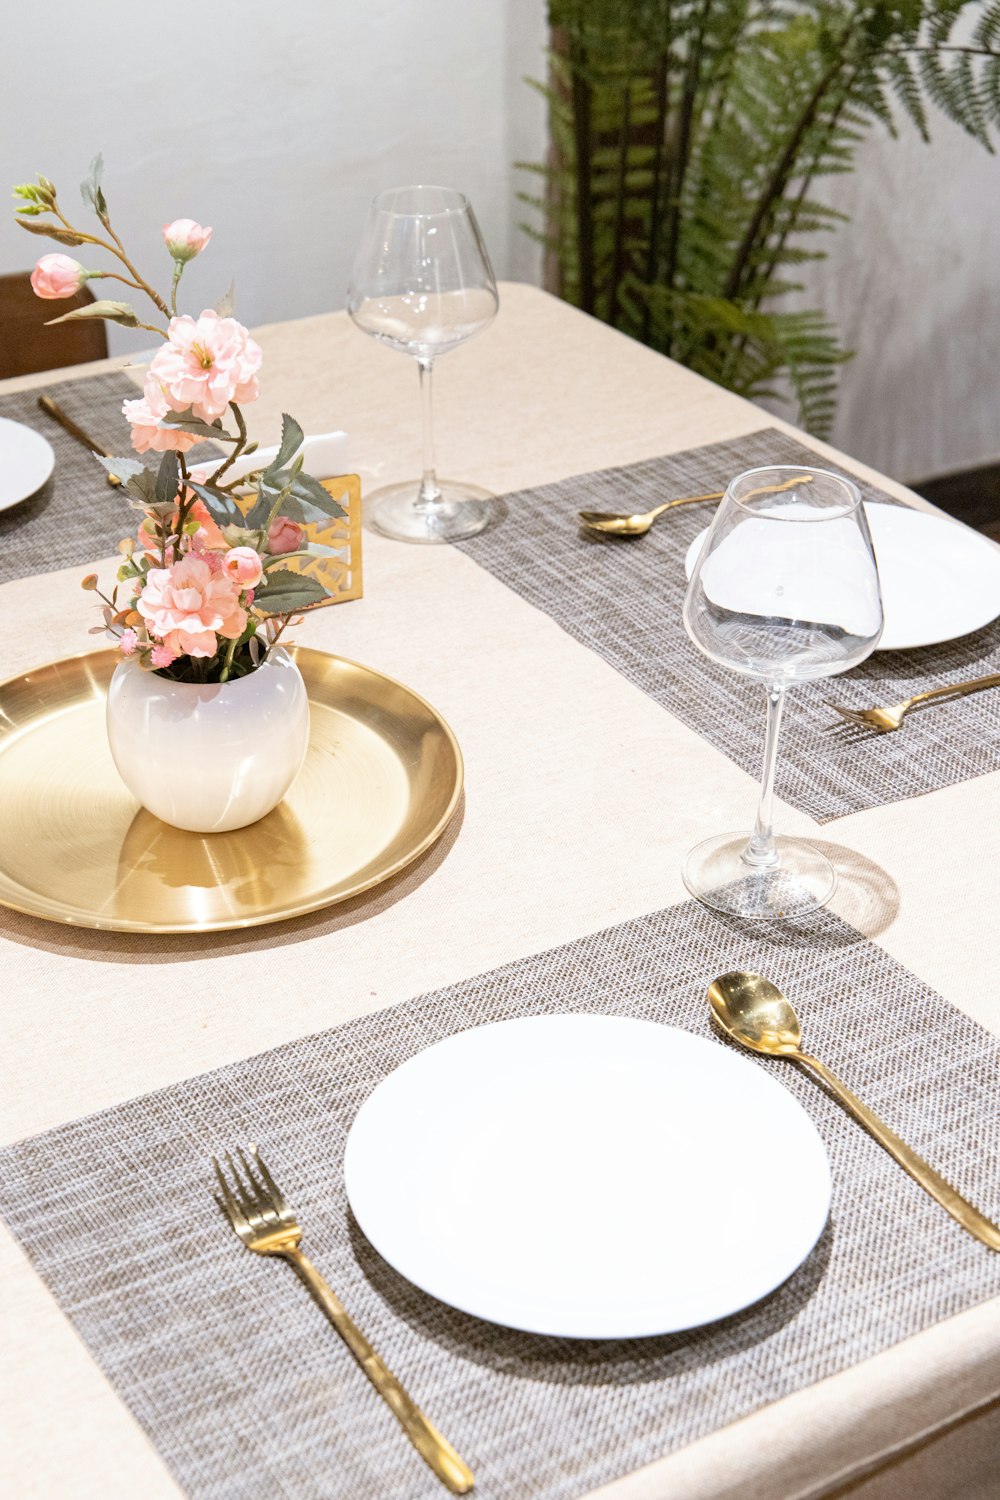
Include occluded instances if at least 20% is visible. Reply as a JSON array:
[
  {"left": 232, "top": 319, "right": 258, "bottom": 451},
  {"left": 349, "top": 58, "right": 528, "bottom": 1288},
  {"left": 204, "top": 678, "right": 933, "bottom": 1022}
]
[
  {"left": 37, "top": 394, "right": 121, "bottom": 486},
  {"left": 707, "top": 971, "right": 1000, "bottom": 1250},
  {"left": 579, "top": 471, "right": 813, "bottom": 537}
]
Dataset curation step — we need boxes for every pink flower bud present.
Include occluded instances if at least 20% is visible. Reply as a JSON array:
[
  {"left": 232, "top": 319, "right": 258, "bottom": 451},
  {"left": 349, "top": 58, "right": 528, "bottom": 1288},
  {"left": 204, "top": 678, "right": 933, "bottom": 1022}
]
[
  {"left": 222, "top": 546, "right": 263, "bottom": 588},
  {"left": 162, "top": 219, "right": 213, "bottom": 262},
  {"left": 31, "top": 253, "right": 86, "bottom": 299},
  {"left": 267, "top": 514, "right": 305, "bottom": 555}
]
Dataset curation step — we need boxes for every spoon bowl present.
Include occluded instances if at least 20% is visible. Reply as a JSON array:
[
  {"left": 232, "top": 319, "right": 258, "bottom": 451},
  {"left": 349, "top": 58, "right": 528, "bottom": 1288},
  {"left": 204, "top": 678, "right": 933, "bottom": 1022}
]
[
  {"left": 708, "top": 971, "right": 803, "bottom": 1056},
  {"left": 579, "top": 489, "right": 724, "bottom": 537}
]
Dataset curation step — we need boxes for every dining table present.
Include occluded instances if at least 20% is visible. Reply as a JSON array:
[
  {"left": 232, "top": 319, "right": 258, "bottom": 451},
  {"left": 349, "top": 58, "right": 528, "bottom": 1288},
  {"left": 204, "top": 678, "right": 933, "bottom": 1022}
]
[{"left": 0, "top": 281, "right": 998, "bottom": 1500}]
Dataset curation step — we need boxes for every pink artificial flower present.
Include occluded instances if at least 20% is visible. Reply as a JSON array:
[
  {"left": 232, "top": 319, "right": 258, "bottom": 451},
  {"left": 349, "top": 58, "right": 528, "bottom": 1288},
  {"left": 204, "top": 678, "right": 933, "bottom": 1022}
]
[
  {"left": 143, "top": 311, "right": 262, "bottom": 423},
  {"left": 119, "top": 628, "right": 138, "bottom": 656},
  {"left": 268, "top": 514, "right": 305, "bottom": 555},
  {"left": 162, "top": 218, "right": 213, "bottom": 261},
  {"left": 137, "top": 554, "right": 247, "bottom": 659},
  {"left": 222, "top": 546, "right": 263, "bottom": 588},
  {"left": 31, "top": 253, "right": 86, "bottom": 299},
  {"left": 123, "top": 395, "right": 199, "bottom": 454},
  {"left": 150, "top": 643, "right": 177, "bottom": 670}
]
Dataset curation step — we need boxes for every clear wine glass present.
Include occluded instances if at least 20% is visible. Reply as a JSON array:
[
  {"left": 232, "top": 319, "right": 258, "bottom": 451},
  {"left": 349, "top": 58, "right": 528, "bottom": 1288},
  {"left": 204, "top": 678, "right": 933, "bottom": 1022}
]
[
  {"left": 682, "top": 466, "right": 883, "bottom": 918},
  {"left": 346, "top": 185, "right": 499, "bottom": 543}
]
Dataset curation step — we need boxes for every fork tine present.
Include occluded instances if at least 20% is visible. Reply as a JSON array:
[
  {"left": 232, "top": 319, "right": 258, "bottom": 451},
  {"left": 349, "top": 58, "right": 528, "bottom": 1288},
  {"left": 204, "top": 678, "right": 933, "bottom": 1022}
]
[
  {"left": 237, "top": 1146, "right": 280, "bottom": 1226},
  {"left": 212, "top": 1154, "right": 252, "bottom": 1236},
  {"left": 827, "top": 701, "right": 868, "bottom": 729},
  {"left": 250, "top": 1145, "right": 291, "bottom": 1221},
  {"left": 225, "top": 1150, "right": 257, "bottom": 1214}
]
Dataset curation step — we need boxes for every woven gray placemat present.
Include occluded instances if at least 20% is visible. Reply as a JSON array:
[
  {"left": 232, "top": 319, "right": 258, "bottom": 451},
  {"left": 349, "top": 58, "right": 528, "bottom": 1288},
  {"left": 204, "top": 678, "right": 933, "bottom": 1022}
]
[
  {"left": 0, "top": 372, "right": 220, "bottom": 584},
  {"left": 1, "top": 899, "right": 998, "bottom": 1500},
  {"left": 458, "top": 429, "right": 1000, "bottom": 821}
]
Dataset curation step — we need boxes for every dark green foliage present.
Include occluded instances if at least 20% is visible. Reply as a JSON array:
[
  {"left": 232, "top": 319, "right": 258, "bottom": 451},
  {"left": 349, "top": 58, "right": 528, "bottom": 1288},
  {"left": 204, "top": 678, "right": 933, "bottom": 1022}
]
[{"left": 522, "top": 1, "right": 1000, "bottom": 434}]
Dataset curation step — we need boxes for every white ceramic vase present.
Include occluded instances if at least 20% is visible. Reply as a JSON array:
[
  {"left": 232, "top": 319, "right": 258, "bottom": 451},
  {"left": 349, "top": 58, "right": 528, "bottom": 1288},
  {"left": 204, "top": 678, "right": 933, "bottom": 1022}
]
[{"left": 106, "top": 647, "right": 310, "bottom": 833}]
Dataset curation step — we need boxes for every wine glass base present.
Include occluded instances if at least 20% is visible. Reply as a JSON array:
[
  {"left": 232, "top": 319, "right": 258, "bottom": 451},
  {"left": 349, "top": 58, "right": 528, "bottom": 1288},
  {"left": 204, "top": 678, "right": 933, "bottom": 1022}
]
[
  {"left": 682, "top": 832, "right": 836, "bottom": 919},
  {"left": 367, "top": 480, "right": 498, "bottom": 544}
]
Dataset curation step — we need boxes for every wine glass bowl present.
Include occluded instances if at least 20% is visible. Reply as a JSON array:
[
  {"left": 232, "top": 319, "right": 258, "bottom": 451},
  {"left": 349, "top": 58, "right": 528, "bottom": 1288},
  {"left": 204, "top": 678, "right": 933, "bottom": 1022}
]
[
  {"left": 347, "top": 186, "right": 499, "bottom": 543},
  {"left": 682, "top": 466, "right": 883, "bottom": 918}
]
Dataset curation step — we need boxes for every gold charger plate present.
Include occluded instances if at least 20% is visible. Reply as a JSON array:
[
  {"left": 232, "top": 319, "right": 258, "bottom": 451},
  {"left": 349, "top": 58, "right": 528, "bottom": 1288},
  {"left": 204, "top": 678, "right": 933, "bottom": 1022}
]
[{"left": 0, "top": 647, "right": 463, "bottom": 933}]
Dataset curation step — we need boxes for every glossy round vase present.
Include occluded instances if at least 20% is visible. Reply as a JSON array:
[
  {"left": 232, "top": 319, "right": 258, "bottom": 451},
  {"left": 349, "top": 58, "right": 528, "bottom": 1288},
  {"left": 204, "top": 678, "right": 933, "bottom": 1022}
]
[{"left": 106, "top": 647, "right": 310, "bottom": 833}]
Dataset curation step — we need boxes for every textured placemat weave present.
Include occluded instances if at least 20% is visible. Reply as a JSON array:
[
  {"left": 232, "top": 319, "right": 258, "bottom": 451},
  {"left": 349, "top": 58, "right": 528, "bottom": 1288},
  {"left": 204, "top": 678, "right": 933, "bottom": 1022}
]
[
  {"left": 458, "top": 429, "right": 1000, "bottom": 821},
  {"left": 0, "top": 372, "right": 220, "bottom": 584},
  {"left": 1, "top": 900, "right": 998, "bottom": 1500}
]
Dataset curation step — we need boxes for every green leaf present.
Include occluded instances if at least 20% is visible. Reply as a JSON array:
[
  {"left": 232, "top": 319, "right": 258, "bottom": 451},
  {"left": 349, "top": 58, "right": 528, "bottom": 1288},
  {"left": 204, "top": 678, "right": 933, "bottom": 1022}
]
[
  {"left": 254, "top": 469, "right": 347, "bottom": 527},
  {"left": 214, "top": 280, "right": 236, "bottom": 317},
  {"left": 160, "top": 408, "right": 239, "bottom": 442},
  {"left": 124, "top": 468, "right": 158, "bottom": 507},
  {"left": 94, "top": 454, "right": 145, "bottom": 481},
  {"left": 155, "top": 451, "right": 180, "bottom": 504},
  {"left": 15, "top": 217, "right": 86, "bottom": 246},
  {"left": 253, "top": 569, "right": 331, "bottom": 616},
  {"left": 80, "top": 152, "right": 107, "bottom": 217},
  {"left": 46, "top": 299, "right": 139, "bottom": 329},
  {"left": 263, "top": 413, "right": 304, "bottom": 477},
  {"left": 185, "top": 480, "right": 247, "bottom": 527}
]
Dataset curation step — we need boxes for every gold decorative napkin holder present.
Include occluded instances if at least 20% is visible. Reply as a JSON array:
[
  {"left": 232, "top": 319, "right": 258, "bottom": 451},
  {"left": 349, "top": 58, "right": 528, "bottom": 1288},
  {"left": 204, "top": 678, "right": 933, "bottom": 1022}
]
[
  {"left": 294, "top": 474, "right": 363, "bottom": 606},
  {"left": 234, "top": 474, "right": 363, "bottom": 606}
]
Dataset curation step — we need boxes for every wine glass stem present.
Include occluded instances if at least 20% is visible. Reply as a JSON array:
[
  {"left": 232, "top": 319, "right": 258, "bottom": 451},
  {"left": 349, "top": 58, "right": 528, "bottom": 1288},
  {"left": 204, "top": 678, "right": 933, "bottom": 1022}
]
[
  {"left": 743, "top": 684, "right": 785, "bottom": 868},
  {"left": 416, "top": 357, "right": 444, "bottom": 513}
]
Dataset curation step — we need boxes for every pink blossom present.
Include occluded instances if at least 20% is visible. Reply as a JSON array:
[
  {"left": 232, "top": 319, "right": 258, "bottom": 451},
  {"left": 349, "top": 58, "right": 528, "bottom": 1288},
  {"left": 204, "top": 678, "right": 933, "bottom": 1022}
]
[
  {"left": 137, "top": 555, "right": 247, "bottom": 659},
  {"left": 222, "top": 546, "right": 263, "bottom": 588},
  {"left": 31, "top": 253, "right": 86, "bottom": 299},
  {"left": 119, "top": 628, "right": 138, "bottom": 656},
  {"left": 162, "top": 219, "right": 213, "bottom": 261},
  {"left": 143, "top": 311, "right": 262, "bottom": 423},
  {"left": 268, "top": 514, "right": 305, "bottom": 555},
  {"left": 151, "top": 643, "right": 177, "bottom": 669},
  {"left": 123, "top": 395, "right": 199, "bottom": 454}
]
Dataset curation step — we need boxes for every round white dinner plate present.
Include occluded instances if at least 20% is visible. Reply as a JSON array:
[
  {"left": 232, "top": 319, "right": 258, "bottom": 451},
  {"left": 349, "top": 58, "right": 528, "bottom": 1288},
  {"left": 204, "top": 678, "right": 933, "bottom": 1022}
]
[
  {"left": 684, "top": 502, "right": 1000, "bottom": 651},
  {"left": 344, "top": 1013, "right": 831, "bottom": 1339},
  {"left": 0, "top": 417, "right": 55, "bottom": 512}
]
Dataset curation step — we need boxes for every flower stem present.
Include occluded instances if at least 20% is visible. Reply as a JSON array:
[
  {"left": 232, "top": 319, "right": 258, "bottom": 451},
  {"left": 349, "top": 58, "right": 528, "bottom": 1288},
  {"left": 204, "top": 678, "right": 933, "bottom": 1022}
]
[
  {"left": 209, "top": 404, "right": 248, "bottom": 486},
  {"left": 219, "top": 633, "right": 239, "bottom": 683}
]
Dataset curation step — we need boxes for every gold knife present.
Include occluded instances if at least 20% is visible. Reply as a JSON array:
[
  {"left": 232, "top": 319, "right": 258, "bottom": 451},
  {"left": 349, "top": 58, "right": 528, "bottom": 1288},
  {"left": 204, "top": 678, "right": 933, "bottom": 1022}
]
[{"left": 37, "top": 394, "right": 122, "bottom": 486}]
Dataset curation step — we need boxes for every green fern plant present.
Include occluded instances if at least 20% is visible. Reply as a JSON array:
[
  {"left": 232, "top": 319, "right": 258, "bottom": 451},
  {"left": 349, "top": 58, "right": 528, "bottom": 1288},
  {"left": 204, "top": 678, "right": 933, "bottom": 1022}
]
[{"left": 520, "top": 1, "right": 1000, "bottom": 435}]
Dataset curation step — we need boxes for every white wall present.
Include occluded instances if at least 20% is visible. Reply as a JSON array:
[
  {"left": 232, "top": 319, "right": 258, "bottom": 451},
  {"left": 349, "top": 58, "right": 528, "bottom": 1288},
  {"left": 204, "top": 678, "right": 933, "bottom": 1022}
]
[
  {"left": 0, "top": 0, "right": 543, "bottom": 353},
  {"left": 2, "top": 0, "right": 996, "bottom": 484},
  {"left": 784, "top": 113, "right": 1000, "bottom": 483}
]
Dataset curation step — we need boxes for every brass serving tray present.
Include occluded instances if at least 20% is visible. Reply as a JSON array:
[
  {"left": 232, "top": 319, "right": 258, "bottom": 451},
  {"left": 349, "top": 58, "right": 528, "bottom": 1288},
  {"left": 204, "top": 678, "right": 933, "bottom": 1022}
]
[{"left": 0, "top": 647, "right": 463, "bottom": 933}]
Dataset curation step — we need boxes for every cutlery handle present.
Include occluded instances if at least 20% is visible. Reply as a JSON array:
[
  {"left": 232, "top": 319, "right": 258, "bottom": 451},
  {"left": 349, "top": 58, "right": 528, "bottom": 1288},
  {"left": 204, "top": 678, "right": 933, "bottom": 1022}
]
[
  {"left": 908, "top": 673, "right": 1000, "bottom": 711},
  {"left": 285, "top": 1247, "right": 475, "bottom": 1493},
  {"left": 799, "top": 1054, "right": 1000, "bottom": 1250},
  {"left": 37, "top": 395, "right": 121, "bottom": 487},
  {"left": 649, "top": 489, "right": 725, "bottom": 519},
  {"left": 649, "top": 471, "right": 813, "bottom": 521}
]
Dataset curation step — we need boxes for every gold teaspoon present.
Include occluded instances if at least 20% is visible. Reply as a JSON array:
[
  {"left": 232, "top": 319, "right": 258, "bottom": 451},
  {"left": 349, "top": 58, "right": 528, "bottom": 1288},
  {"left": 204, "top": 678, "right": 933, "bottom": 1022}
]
[
  {"left": 707, "top": 971, "right": 1000, "bottom": 1251},
  {"left": 579, "top": 471, "right": 813, "bottom": 537},
  {"left": 37, "top": 395, "right": 121, "bottom": 486}
]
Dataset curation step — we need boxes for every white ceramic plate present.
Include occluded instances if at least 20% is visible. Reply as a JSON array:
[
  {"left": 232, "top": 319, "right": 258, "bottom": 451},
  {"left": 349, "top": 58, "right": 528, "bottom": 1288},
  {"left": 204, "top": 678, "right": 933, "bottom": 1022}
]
[
  {"left": 684, "top": 502, "right": 1000, "bottom": 651},
  {"left": 344, "top": 1013, "right": 831, "bottom": 1339},
  {"left": 0, "top": 417, "right": 55, "bottom": 512}
]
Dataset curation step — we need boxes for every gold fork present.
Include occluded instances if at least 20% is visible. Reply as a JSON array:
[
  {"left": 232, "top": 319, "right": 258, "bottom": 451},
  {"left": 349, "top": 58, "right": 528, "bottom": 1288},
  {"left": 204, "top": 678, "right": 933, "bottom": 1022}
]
[
  {"left": 829, "top": 671, "right": 1000, "bottom": 732},
  {"left": 213, "top": 1147, "right": 475, "bottom": 1494}
]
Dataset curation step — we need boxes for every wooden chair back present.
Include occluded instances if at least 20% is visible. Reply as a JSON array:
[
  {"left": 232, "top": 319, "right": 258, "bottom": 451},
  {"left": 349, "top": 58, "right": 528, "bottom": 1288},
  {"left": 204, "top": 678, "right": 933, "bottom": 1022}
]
[{"left": 0, "top": 273, "right": 108, "bottom": 380}]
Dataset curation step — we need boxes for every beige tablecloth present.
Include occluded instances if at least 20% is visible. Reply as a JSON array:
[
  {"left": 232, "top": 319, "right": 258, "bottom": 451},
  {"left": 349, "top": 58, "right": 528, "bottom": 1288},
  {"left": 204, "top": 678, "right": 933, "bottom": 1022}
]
[{"left": 1, "top": 284, "right": 998, "bottom": 1499}]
